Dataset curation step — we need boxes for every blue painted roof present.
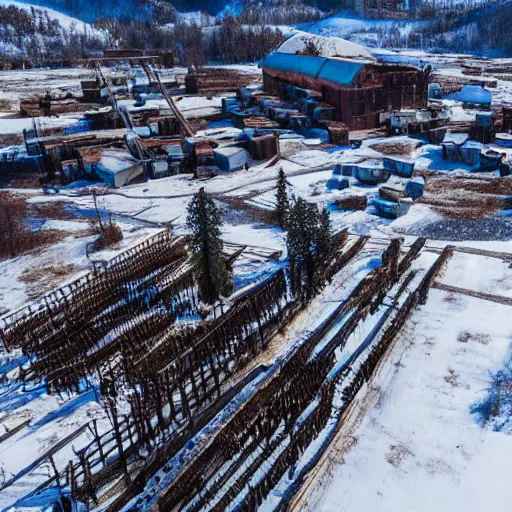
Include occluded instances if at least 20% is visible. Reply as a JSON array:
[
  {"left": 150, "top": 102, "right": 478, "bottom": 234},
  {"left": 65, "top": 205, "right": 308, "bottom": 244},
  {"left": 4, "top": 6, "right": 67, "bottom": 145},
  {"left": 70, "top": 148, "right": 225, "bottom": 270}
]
[
  {"left": 262, "top": 52, "right": 364, "bottom": 87},
  {"left": 317, "top": 59, "right": 364, "bottom": 87},
  {"left": 262, "top": 52, "right": 326, "bottom": 79}
]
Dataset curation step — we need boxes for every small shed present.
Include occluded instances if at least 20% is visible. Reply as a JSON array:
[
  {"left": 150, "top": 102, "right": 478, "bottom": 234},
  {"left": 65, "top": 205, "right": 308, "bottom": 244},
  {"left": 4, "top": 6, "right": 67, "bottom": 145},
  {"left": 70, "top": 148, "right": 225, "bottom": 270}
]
[
  {"left": 90, "top": 148, "right": 146, "bottom": 188},
  {"left": 247, "top": 134, "right": 279, "bottom": 160},
  {"left": 383, "top": 157, "right": 415, "bottom": 178},
  {"left": 213, "top": 146, "right": 248, "bottom": 172},
  {"left": 352, "top": 160, "right": 391, "bottom": 185},
  {"left": 319, "top": 121, "right": 349, "bottom": 146}
]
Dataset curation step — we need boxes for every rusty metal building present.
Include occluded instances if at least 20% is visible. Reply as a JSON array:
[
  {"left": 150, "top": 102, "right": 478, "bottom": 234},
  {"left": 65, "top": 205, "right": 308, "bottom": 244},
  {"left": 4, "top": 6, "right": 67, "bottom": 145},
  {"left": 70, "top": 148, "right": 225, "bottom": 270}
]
[{"left": 261, "top": 52, "right": 430, "bottom": 130}]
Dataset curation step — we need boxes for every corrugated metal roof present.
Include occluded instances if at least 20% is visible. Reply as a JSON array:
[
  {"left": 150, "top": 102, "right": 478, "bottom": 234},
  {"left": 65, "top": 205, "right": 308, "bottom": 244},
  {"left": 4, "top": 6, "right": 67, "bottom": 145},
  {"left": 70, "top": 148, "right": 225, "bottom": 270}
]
[
  {"left": 262, "top": 52, "right": 326, "bottom": 79},
  {"left": 262, "top": 52, "right": 364, "bottom": 87},
  {"left": 317, "top": 59, "right": 364, "bottom": 87}
]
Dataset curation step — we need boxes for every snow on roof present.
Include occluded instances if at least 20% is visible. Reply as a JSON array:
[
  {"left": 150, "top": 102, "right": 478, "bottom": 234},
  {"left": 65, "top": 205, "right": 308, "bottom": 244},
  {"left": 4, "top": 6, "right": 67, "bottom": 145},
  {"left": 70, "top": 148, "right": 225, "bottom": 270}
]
[
  {"left": 276, "top": 31, "right": 374, "bottom": 61},
  {"left": 98, "top": 149, "right": 139, "bottom": 174},
  {"left": 214, "top": 146, "right": 246, "bottom": 156}
]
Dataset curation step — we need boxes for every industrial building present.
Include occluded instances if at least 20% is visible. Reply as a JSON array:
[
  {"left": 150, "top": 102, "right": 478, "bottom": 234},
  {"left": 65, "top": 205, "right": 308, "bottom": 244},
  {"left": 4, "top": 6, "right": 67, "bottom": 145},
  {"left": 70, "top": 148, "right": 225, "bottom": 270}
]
[{"left": 261, "top": 45, "right": 430, "bottom": 130}]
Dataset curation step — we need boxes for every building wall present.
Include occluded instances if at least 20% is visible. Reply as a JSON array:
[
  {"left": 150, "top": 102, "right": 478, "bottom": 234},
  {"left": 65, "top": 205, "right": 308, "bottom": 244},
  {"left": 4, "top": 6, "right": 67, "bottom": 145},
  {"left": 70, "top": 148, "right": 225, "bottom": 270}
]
[{"left": 262, "top": 63, "right": 429, "bottom": 130}]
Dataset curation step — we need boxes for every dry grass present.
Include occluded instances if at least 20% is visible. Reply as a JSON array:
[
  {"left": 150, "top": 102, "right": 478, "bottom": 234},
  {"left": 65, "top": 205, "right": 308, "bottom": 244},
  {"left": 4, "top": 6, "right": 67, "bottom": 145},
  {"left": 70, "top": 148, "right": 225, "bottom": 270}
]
[
  {"left": 8, "top": 176, "right": 44, "bottom": 189},
  {"left": 425, "top": 176, "right": 512, "bottom": 196},
  {"left": 0, "top": 133, "right": 23, "bottom": 146},
  {"left": 417, "top": 189, "right": 500, "bottom": 220},
  {"left": 31, "top": 200, "right": 75, "bottom": 221},
  {"left": 444, "top": 367, "right": 460, "bottom": 387},
  {"left": 457, "top": 331, "right": 491, "bottom": 345},
  {"left": 385, "top": 442, "right": 414, "bottom": 467},
  {"left": 0, "top": 99, "right": 13, "bottom": 110},
  {"left": 0, "top": 192, "right": 92, "bottom": 260},
  {"left": 20, "top": 264, "right": 77, "bottom": 299},
  {"left": 92, "top": 220, "right": 124, "bottom": 251}
]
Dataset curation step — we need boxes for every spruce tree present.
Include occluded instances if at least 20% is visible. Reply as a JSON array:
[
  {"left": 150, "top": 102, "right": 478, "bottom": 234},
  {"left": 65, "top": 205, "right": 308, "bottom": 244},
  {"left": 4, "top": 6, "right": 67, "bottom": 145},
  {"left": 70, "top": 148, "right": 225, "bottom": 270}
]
[
  {"left": 315, "top": 206, "right": 332, "bottom": 285},
  {"left": 316, "top": 207, "right": 332, "bottom": 260},
  {"left": 286, "top": 197, "right": 319, "bottom": 299},
  {"left": 186, "top": 187, "right": 232, "bottom": 305},
  {"left": 275, "top": 167, "right": 290, "bottom": 229}
]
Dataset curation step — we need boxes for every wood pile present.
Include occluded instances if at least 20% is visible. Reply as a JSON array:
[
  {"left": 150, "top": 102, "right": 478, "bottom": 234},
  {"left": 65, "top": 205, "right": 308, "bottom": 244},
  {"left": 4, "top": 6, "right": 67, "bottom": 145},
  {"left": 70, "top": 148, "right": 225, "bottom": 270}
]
[
  {"left": 20, "top": 97, "right": 103, "bottom": 117},
  {"left": 336, "top": 195, "right": 368, "bottom": 211},
  {"left": 187, "top": 68, "right": 261, "bottom": 95},
  {"left": 242, "top": 116, "right": 280, "bottom": 129},
  {"left": 417, "top": 175, "right": 510, "bottom": 219}
]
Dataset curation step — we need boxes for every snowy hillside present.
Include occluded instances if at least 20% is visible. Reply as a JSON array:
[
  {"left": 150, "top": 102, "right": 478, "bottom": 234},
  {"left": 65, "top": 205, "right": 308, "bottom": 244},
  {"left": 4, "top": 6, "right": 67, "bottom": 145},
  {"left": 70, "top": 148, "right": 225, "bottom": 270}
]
[{"left": 0, "top": 0, "right": 99, "bottom": 34}]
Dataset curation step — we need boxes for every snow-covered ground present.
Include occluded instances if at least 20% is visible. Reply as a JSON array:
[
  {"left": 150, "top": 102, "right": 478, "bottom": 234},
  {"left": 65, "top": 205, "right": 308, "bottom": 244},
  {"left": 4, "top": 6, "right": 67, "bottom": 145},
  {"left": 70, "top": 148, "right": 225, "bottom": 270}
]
[
  {"left": 0, "top": 48, "right": 512, "bottom": 511},
  {"left": 299, "top": 251, "right": 512, "bottom": 512}
]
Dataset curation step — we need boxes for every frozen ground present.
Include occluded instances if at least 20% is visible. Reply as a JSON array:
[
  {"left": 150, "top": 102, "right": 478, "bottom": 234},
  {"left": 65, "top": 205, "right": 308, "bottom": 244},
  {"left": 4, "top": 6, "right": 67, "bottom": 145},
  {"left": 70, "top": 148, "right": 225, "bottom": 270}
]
[
  {"left": 0, "top": 50, "right": 512, "bottom": 510},
  {"left": 298, "top": 250, "right": 512, "bottom": 512},
  {"left": 0, "top": 68, "right": 95, "bottom": 112}
]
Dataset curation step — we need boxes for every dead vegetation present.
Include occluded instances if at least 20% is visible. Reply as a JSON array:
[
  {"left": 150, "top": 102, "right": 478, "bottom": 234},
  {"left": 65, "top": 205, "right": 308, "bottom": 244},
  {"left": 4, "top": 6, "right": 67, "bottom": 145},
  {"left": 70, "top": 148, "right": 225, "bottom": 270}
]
[
  {"left": 31, "top": 200, "right": 75, "bottom": 220},
  {"left": 20, "top": 264, "right": 77, "bottom": 299},
  {"left": 457, "top": 331, "right": 491, "bottom": 345},
  {"left": 425, "top": 176, "right": 512, "bottom": 196},
  {"left": 385, "top": 442, "right": 414, "bottom": 467},
  {"left": 0, "top": 192, "right": 62, "bottom": 259},
  {"left": 0, "top": 192, "right": 92, "bottom": 260},
  {"left": 0, "top": 99, "right": 13, "bottom": 110},
  {"left": 90, "top": 192, "right": 124, "bottom": 251},
  {"left": 417, "top": 176, "right": 507, "bottom": 220},
  {"left": 0, "top": 133, "right": 23, "bottom": 146},
  {"left": 444, "top": 367, "right": 460, "bottom": 387}
]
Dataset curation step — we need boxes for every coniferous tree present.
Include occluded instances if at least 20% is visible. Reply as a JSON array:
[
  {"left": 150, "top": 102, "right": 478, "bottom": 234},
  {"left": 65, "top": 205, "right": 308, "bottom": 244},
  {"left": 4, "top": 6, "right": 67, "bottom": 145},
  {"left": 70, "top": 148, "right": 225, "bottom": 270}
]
[
  {"left": 315, "top": 206, "right": 332, "bottom": 285},
  {"left": 316, "top": 207, "right": 332, "bottom": 260},
  {"left": 187, "top": 187, "right": 232, "bottom": 305},
  {"left": 286, "top": 197, "right": 320, "bottom": 299},
  {"left": 275, "top": 167, "right": 290, "bottom": 229}
]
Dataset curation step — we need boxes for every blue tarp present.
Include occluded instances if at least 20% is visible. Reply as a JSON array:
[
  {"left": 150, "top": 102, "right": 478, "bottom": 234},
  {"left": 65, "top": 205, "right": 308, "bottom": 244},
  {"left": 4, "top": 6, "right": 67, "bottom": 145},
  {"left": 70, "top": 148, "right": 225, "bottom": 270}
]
[
  {"left": 447, "top": 85, "right": 492, "bottom": 107},
  {"left": 326, "top": 177, "right": 350, "bottom": 190},
  {"left": 373, "top": 198, "right": 402, "bottom": 219},
  {"left": 404, "top": 178, "right": 425, "bottom": 200},
  {"left": 262, "top": 52, "right": 364, "bottom": 87}
]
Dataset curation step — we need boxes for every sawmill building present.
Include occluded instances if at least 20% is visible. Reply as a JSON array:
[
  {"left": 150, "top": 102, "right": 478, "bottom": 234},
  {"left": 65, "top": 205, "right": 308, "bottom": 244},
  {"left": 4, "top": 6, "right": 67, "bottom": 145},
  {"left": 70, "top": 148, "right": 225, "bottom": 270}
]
[{"left": 261, "top": 51, "right": 430, "bottom": 130}]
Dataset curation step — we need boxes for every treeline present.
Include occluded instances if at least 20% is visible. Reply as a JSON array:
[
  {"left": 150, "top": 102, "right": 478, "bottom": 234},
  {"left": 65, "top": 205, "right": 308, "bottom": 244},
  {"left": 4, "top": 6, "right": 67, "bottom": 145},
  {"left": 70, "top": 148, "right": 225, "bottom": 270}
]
[
  {"left": 421, "top": 2, "right": 512, "bottom": 55},
  {"left": 237, "top": 0, "right": 322, "bottom": 24},
  {"left": 94, "top": 16, "right": 284, "bottom": 66},
  {"left": 0, "top": 6, "right": 283, "bottom": 69},
  {"left": 356, "top": 2, "right": 512, "bottom": 56},
  {"left": 0, "top": 5, "right": 105, "bottom": 69}
]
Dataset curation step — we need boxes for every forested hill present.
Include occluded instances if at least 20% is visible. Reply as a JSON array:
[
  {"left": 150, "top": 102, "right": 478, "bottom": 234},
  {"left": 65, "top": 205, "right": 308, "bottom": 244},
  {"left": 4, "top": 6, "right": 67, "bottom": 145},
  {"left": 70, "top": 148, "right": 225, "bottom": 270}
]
[{"left": 8, "top": 0, "right": 323, "bottom": 22}]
